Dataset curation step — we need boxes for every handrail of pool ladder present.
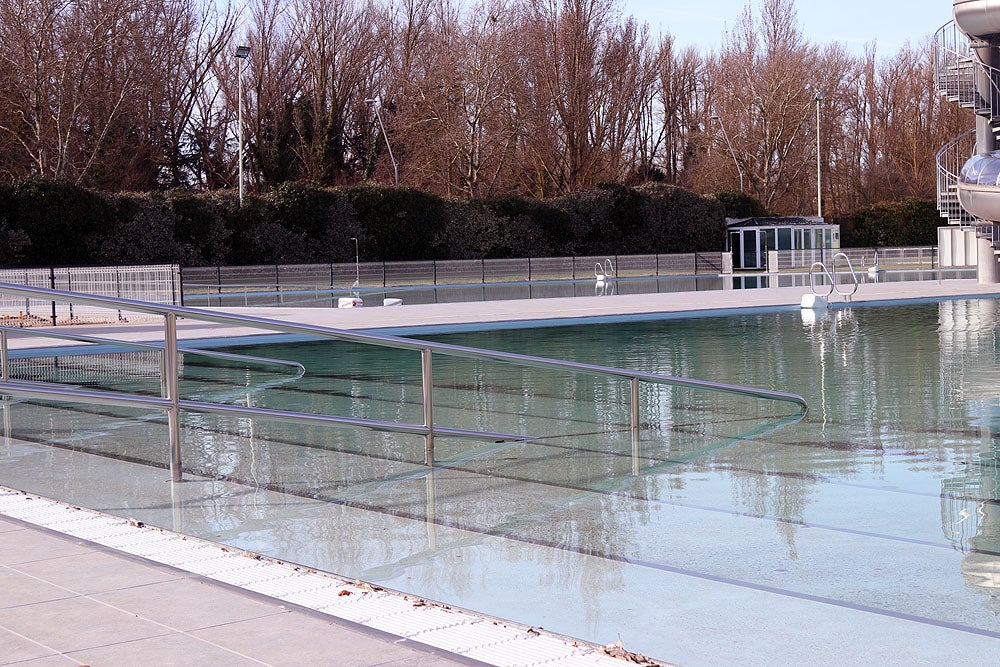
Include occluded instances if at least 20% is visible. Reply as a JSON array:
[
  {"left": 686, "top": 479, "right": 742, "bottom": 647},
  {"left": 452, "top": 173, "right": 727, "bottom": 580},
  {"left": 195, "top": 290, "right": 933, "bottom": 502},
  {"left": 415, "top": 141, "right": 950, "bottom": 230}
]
[
  {"left": 0, "top": 282, "right": 808, "bottom": 481},
  {"left": 809, "top": 252, "right": 860, "bottom": 298}
]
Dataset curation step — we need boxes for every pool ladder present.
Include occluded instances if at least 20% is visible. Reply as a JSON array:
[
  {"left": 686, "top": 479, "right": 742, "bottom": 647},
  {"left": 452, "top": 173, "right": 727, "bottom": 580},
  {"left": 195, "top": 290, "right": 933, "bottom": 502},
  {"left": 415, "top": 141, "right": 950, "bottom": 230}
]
[{"left": 810, "top": 252, "right": 859, "bottom": 300}]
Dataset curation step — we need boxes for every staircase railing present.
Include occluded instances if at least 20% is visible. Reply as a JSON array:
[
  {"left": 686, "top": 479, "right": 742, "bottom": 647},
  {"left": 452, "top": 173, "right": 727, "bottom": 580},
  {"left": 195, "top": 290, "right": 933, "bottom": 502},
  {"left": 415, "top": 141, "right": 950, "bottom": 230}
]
[
  {"left": 934, "top": 21, "right": 993, "bottom": 229},
  {"left": 934, "top": 22, "right": 980, "bottom": 112},
  {"left": 936, "top": 129, "right": 978, "bottom": 225}
]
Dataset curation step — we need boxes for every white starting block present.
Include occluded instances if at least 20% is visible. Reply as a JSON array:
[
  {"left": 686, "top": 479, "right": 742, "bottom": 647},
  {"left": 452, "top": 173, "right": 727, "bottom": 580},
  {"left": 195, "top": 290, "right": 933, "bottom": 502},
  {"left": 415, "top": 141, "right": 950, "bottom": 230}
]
[{"left": 338, "top": 296, "right": 363, "bottom": 308}]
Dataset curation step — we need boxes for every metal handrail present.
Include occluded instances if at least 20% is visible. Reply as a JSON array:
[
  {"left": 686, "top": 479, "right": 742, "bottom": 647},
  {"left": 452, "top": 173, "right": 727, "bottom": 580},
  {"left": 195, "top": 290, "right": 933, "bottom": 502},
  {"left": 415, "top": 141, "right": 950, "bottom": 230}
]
[
  {"left": 1, "top": 325, "right": 307, "bottom": 377},
  {"left": 809, "top": 252, "right": 859, "bottom": 298},
  {"left": 936, "top": 129, "right": 978, "bottom": 226},
  {"left": 933, "top": 21, "right": 1000, "bottom": 118},
  {"left": 0, "top": 281, "right": 808, "bottom": 481}
]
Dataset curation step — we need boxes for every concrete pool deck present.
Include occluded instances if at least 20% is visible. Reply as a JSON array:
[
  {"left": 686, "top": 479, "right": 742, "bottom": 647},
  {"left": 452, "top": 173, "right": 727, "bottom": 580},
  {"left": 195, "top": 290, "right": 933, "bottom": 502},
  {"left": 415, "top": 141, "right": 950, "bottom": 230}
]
[
  {"left": 0, "top": 512, "right": 485, "bottom": 667},
  {"left": 4, "top": 277, "right": 1000, "bottom": 666}
]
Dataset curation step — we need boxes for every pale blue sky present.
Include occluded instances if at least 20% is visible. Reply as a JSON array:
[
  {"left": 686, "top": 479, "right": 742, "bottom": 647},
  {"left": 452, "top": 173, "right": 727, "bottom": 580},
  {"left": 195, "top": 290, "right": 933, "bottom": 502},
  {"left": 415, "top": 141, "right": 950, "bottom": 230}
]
[{"left": 625, "top": 1, "right": 945, "bottom": 55}]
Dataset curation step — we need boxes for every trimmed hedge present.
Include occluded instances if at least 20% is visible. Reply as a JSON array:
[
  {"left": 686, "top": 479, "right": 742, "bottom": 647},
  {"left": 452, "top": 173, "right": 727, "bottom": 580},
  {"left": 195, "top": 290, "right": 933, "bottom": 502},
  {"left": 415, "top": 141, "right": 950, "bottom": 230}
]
[
  {"left": 846, "top": 198, "right": 942, "bottom": 247},
  {"left": 0, "top": 178, "right": 766, "bottom": 267}
]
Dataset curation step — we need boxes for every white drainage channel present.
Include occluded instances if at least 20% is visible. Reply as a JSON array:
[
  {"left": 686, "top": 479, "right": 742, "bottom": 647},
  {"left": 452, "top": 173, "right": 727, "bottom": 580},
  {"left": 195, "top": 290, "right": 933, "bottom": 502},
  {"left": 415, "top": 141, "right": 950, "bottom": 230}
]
[{"left": 0, "top": 486, "right": 648, "bottom": 667}]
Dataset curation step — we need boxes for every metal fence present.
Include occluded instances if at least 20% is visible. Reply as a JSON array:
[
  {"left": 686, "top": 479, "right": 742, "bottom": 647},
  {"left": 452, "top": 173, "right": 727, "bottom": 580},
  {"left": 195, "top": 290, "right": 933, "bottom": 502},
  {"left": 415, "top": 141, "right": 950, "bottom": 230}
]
[
  {"left": 180, "top": 253, "right": 727, "bottom": 296},
  {"left": 768, "top": 246, "right": 939, "bottom": 272},
  {"left": 181, "top": 247, "right": 939, "bottom": 299},
  {"left": 0, "top": 248, "right": 942, "bottom": 323},
  {"left": 0, "top": 264, "right": 180, "bottom": 325}
]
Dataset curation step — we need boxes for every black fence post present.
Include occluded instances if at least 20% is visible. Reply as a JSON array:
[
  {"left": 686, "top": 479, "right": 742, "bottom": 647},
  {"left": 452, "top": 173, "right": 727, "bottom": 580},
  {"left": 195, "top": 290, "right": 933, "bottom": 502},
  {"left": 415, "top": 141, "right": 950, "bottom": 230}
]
[{"left": 49, "top": 267, "right": 56, "bottom": 326}]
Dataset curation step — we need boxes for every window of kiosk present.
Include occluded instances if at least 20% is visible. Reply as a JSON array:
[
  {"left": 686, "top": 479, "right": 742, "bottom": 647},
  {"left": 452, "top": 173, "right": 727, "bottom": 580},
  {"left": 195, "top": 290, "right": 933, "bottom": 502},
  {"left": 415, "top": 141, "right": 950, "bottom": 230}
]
[{"left": 777, "top": 228, "right": 792, "bottom": 250}]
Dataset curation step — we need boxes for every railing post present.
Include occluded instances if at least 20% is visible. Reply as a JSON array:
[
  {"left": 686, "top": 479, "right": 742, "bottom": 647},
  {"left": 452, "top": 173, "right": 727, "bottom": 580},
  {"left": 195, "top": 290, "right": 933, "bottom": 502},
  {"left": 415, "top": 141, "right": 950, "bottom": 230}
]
[
  {"left": 49, "top": 267, "right": 56, "bottom": 326},
  {"left": 163, "top": 313, "right": 182, "bottom": 482},
  {"left": 630, "top": 376, "right": 640, "bottom": 436},
  {"left": 630, "top": 377, "right": 641, "bottom": 475},
  {"left": 1, "top": 329, "right": 8, "bottom": 383},
  {"left": 421, "top": 348, "right": 434, "bottom": 466}
]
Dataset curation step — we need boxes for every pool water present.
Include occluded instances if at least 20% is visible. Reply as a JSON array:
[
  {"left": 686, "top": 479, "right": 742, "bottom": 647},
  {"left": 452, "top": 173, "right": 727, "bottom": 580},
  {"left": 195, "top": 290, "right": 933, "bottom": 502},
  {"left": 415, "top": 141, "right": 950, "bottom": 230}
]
[{"left": 3, "top": 298, "right": 1000, "bottom": 664}]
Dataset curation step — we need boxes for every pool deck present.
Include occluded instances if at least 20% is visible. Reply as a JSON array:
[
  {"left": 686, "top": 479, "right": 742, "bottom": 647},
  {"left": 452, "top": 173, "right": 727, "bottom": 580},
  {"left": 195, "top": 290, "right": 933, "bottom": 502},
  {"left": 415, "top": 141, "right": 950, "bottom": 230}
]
[
  {"left": 0, "top": 512, "right": 484, "bottom": 667},
  {"left": 4, "top": 277, "right": 1000, "bottom": 666}
]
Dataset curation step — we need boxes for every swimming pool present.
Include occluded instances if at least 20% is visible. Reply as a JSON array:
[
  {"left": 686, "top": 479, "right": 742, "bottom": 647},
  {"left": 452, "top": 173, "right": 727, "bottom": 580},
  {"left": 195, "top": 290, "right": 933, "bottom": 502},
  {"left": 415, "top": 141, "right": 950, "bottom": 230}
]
[{"left": 2, "top": 298, "right": 1000, "bottom": 664}]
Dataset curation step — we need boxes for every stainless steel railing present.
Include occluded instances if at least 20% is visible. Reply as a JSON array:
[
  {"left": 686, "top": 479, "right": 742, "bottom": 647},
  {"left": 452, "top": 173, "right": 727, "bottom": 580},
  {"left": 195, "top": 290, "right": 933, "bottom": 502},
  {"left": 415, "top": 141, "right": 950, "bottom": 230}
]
[
  {"left": 934, "top": 21, "right": 993, "bottom": 227},
  {"left": 809, "top": 253, "right": 860, "bottom": 298},
  {"left": 0, "top": 282, "right": 808, "bottom": 482},
  {"left": 936, "top": 129, "right": 978, "bottom": 226}
]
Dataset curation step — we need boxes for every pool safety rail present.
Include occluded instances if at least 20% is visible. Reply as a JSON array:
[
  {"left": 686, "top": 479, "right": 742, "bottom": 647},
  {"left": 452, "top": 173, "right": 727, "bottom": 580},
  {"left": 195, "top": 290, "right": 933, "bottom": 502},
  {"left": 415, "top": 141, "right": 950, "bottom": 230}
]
[
  {"left": 810, "top": 252, "right": 860, "bottom": 299},
  {"left": 0, "top": 282, "right": 808, "bottom": 482}
]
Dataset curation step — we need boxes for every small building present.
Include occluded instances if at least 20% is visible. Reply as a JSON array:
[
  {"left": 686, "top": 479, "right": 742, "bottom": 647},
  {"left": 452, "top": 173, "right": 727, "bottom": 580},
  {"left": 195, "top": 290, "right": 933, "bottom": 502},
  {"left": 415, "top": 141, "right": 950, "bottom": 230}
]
[{"left": 726, "top": 216, "right": 840, "bottom": 270}]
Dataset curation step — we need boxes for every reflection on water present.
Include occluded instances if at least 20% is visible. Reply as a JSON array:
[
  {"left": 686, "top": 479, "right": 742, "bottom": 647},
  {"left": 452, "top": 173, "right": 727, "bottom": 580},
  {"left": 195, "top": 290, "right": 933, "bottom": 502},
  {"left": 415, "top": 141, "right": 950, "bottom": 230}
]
[{"left": 5, "top": 297, "right": 1000, "bottom": 662}]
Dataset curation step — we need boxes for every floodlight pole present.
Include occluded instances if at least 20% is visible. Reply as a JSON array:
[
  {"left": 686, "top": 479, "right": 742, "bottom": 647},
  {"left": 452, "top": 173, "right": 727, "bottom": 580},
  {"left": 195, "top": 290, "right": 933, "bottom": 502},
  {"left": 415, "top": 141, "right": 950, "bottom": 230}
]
[
  {"left": 815, "top": 90, "right": 825, "bottom": 218},
  {"left": 366, "top": 97, "right": 399, "bottom": 186},
  {"left": 350, "top": 237, "right": 359, "bottom": 285},
  {"left": 711, "top": 114, "right": 744, "bottom": 193},
  {"left": 235, "top": 45, "right": 251, "bottom": 206}
]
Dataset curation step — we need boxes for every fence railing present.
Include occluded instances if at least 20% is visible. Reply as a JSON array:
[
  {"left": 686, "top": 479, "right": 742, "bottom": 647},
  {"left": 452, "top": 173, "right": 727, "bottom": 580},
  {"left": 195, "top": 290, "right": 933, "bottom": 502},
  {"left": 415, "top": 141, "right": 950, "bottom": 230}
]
[
  {"left": 770, "top": 246, "right": 939, "bottom": 272},
  {"left": 179, "top": 254, "right": 729, "bottom": 296},
  {"left": 0, "top": 264, "right": 180, "bottom": 325},
  {"left": 0, "top": 249, "right": 947, "bottom": 323},
  {"left": 180, "top": 248, "right": 938, "bottom": 297}
]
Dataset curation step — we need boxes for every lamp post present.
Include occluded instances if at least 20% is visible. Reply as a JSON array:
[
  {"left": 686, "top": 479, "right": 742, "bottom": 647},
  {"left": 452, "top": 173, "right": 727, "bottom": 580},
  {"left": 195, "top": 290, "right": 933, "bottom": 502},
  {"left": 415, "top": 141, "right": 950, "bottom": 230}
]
[
  {"left": 349, "top": 237, "right": 359, "bottom": 287},
  {"left": 815, "top": 90, "right": 825, "bottom": 218},
  {"left": 234, "top": 45, "right": 251, "bottom": 206},
  {"left": 711, "top": 114, "right": 744, "bottom": 193},
  {"left": 365, "top": 97, "right": 399, "bottom": 186}
]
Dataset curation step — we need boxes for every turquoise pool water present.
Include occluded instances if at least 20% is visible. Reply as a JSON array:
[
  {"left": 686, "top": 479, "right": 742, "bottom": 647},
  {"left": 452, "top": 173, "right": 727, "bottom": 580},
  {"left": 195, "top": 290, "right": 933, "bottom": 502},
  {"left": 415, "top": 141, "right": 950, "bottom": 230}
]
[{"left": 3, "top": 298, "right": 1000, "bottom": 664}]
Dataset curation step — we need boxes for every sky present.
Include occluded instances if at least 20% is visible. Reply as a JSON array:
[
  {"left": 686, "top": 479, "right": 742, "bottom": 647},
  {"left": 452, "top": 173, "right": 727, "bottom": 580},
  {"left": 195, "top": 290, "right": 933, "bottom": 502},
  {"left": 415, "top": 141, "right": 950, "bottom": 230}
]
[{"left": 625, "top": 1, "right": 946, "bottom": 55}]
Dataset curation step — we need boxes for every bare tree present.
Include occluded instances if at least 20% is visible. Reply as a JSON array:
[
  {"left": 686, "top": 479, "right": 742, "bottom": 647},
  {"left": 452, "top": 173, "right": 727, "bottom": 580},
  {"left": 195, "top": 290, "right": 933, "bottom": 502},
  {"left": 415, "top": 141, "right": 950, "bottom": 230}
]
[
  {"left": 709, "top": 0, "right": 819, "bottom": 211},
  {"left": 282, "top": 0, "right": 382, "bottom": 184},
  {"left": 654, "top": 36, "right": 705, "bottom": 186},
  {"left": 0, "top": 0, "right": 158, "bottom": 186}
]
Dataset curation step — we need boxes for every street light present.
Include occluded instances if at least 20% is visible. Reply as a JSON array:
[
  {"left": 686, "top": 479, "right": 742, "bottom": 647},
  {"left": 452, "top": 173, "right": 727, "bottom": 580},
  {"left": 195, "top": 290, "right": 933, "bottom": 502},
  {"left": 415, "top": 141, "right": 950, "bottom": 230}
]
[
  {"left": 234, "top": 45, "right": 251, "bottom": 207},
  {"left": 711, "top": 114, "right": 744, "bottom": 193},
  {"left": 815, "top": 90, "right": 825, "bottom": 218},
  {"left": 365, "top": 97, "right": 399, "bottom": 186},
  {"left": 349, "top": 237, "right": 359, "bottom": 288}
]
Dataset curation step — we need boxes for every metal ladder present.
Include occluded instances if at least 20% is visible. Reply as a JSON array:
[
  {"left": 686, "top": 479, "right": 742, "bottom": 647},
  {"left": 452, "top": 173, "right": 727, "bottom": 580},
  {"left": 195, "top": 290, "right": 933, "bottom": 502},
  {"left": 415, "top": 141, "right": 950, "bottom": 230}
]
[{"left": 809, "top": 252, "right": 859, "bottom": 299}]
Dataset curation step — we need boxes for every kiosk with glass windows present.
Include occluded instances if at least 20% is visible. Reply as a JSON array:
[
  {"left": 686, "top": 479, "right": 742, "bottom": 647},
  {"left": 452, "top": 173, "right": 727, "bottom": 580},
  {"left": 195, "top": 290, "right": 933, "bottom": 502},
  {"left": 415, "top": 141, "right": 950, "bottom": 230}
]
[{"left": 726, "top": 216, "right": 840, "bottom": 270}]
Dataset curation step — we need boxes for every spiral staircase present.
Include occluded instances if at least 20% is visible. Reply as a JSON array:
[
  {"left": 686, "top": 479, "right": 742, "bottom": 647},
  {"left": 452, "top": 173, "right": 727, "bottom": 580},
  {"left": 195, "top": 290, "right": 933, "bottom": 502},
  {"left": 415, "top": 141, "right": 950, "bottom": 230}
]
[{"left": 934, "top": 12, "right": 1000, "bottom": 271}]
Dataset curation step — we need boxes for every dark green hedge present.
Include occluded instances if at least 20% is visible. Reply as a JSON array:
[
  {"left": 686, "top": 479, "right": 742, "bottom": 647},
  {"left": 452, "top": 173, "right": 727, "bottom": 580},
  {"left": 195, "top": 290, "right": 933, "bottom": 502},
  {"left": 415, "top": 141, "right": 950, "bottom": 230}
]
[
  {"left": 0, "top": 178, "right": 753, "bottom": 267},
  {"left": 846, "top": 198, "right": 942, "bottom": 247}
]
